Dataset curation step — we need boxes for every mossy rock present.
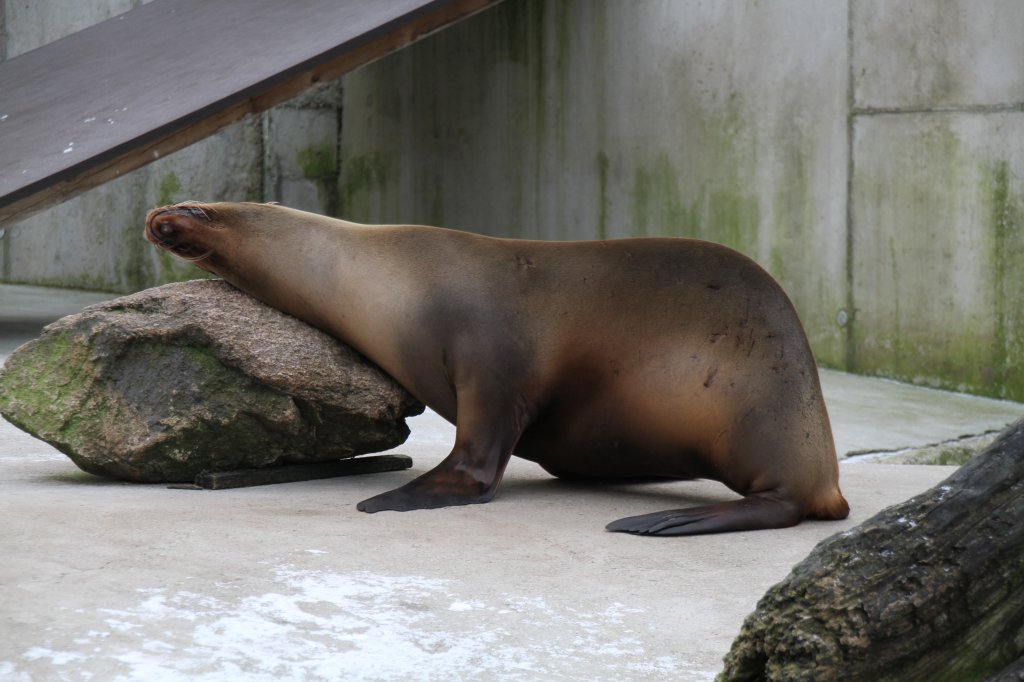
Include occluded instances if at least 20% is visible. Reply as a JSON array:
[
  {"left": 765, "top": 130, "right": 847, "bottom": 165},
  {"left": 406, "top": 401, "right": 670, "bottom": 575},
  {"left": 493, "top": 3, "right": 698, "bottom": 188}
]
[{"left": 0, "top": 280, "right": 423, "bottom": 482}]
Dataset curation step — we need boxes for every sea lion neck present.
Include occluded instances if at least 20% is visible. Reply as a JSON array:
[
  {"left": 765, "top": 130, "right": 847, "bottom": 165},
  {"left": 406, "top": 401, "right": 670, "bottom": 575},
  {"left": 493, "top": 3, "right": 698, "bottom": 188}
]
[
  {"left": 201, "top": 206, "right": 423, "bottom": 376},
  {"left": 206, "top": 205, "right": 368, "bottom": 332}
]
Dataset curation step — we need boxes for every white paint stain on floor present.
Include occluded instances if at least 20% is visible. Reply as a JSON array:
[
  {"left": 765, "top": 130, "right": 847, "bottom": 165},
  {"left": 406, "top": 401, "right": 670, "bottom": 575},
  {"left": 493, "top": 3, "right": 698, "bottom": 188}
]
[{"left": 7, "top": 566, "right": 714, "bottom": 682}]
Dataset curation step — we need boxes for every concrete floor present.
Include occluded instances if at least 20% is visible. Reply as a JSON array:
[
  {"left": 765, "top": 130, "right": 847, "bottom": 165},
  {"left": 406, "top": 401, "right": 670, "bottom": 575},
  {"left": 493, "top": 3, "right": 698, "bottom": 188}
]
[{"left": 2, "top": 284, "right": 1022, "bottom": 681}]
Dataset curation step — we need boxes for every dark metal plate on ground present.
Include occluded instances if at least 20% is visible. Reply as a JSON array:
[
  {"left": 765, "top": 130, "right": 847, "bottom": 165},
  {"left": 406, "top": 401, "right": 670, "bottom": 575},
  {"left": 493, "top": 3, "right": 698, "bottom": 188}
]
[{"left": 170, "top": 454, "right": 413, "bottom": 490}]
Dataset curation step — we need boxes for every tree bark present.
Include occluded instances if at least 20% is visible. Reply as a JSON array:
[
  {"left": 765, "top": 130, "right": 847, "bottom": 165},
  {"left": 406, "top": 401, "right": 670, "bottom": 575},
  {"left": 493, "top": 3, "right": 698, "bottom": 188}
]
[{"left": 719, "top": 418, "right": 1024, "bottom": 681}]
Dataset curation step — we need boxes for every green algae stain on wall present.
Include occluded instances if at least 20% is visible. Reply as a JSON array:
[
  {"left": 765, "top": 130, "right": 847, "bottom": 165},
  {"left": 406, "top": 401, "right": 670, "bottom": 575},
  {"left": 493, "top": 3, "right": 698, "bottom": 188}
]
[
  {"left": 630, "top": 153, "right": 760, "bottom": 256},
  {"left": 630, "top": 154, "right": 686, "bottom": 238},
  {"left": 851, "top": 117, "right": 1024, "bottom": 402},
  {"left": 298, "top": 144, "right": 340, "bottom": 216},
  {"left": 121, "top": 222, "right": 154, "bottom": 293},
  {"left": 153, "top": 249, "right": 185, "bottom": 283},
  {"left": 704, "top": 189, "right": 760, "bottom": 254},
  {"left": 552, "top": 0, "right": 571, "bottom": 159},
  {"left": 339, "top": 152, "right": 394, "bottom": 224},
  {"left": 596, "top": 151, "right": 610, "bottom": 240},
  {"left": 767, "top": 137, "right": 815, "bottom": 285},
  {"left": 158, "top": 173, "right": 182, "bottom": 207},
  {"left": 500, "top": 0, "right": 545, "bottom": 66},
  {"left": 768, "top": 137, "right": 847, "bottom": 369},
  {"left": 984, "top": 159, "right": 1024, "bottom": 399}
]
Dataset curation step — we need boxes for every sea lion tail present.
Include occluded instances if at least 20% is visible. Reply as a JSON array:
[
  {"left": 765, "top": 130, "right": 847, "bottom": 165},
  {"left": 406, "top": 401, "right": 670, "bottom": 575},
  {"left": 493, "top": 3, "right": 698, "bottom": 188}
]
[{"left": 810, "top": 488, "right": 850, "bottom": 521}]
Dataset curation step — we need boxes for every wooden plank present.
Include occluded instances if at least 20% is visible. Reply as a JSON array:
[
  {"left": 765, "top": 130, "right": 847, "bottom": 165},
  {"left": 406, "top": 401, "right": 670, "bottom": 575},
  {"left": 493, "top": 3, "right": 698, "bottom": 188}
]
[
  {"left": 0, "top": 0, "right": 499, "bottom": 225},
  {"left": 179, "top": 454, "right": 414, "bottom": 490}
]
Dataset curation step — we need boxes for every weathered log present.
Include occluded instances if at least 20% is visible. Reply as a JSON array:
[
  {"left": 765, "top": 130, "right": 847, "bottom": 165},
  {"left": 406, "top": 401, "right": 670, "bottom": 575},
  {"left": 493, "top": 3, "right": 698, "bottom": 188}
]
[{"left": 719, "top": 417, "right": 1024, "bottom": 681}]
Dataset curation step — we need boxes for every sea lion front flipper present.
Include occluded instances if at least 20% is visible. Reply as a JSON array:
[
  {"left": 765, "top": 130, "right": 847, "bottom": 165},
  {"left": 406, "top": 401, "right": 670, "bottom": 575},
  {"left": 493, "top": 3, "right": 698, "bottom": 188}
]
[
  {"left": 355, "top": 455, "right": 507, "bottom": 513},
  {"left": 604, "top": 493, "right": 803, "bottom": 536},
  {"left": 356, "top": 388, "right": 527, "bottom": 514}
]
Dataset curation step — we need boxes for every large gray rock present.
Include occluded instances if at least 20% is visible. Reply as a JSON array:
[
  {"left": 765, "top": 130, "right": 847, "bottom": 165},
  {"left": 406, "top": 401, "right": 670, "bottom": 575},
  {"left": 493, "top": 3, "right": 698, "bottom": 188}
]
[{"left": 0, "top": 280, "right": 424, "bottom": 482}]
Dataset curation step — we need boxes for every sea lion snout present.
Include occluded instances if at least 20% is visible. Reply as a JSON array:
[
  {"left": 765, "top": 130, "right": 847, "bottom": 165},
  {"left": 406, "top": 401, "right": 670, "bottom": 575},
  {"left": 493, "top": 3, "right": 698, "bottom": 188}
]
[
  {"left": 144, "top": 203, "right": 217, "bottom": 265},
  {"left": 146, "top": 204, "right": 210, "bottom": 240},
  {"left": 145, "top": 210, "right": 189, "bottom": 244}
]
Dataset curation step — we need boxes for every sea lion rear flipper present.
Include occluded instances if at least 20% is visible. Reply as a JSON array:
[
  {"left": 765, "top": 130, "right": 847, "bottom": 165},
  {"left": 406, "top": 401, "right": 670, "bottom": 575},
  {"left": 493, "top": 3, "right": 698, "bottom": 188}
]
[{"left": 604, "top": 493, "right": 803, "bottom": 536}]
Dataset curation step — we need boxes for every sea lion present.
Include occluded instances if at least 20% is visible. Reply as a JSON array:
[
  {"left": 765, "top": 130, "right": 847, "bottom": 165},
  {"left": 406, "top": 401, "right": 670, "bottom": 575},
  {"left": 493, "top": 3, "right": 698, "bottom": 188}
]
[{"left": 145, "top": 201, "right": 849, "bottom": 535}]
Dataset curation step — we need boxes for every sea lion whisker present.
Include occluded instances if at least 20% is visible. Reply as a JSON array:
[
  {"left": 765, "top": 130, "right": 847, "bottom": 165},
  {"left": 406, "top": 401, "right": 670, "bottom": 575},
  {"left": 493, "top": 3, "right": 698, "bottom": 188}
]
[
  {"left": 178, "top": 200, "right": 206, "bottom": 209},
  {"left": 179, "top": 249, "right": 214, "bottom": 263},
  {"left": 183, "top": 206, "right": 210, "bottom": 221}
]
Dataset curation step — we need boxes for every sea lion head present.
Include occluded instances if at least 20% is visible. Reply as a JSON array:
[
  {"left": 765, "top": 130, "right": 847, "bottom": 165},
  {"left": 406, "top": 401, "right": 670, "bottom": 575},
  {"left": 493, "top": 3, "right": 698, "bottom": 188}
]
[
  {"left": 145, "top": 201, "right": 292, "bottom": 277},
  {"left": 145, "top": 201, "right": 227, "bottom": 274},
  {"left": 145, "top": 201, "right": 339, "bottom": 324}
]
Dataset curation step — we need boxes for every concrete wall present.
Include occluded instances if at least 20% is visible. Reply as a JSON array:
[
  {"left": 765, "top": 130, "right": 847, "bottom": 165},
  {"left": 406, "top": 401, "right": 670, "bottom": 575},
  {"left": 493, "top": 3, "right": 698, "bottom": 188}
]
[
  {"left": 339, "top": 0, "right": 1024, "bottom": 401},
  {"left": 0, "top": 0, "right": 340, "bottom": 293}
]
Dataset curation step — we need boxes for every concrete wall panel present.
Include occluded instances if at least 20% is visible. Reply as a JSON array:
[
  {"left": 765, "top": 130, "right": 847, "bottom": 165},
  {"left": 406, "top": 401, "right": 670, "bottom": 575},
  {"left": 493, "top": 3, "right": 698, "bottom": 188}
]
[
  {"left": 853, "top": 0, "right": 1024, "bottom": 110},
  {"left": 851, "top": 112, "right": 1024, "bottom": 398}
]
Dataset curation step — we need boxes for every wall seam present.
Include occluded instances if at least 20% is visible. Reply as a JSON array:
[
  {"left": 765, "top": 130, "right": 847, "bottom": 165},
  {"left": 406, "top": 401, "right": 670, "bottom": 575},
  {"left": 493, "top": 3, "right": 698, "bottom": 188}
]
[
  {"left": 854, "top": 103, "right": 1024, "bottom": 116},
  {"left": 335, "top": 90, "right": 344, "bottom": 219},
  {"left": 1, "top": 5, "right": 9, "bottom": 278},
  {"left": 259, "top": 112, "right": 269, "bottom": 202},
  {"left": 844, "top": 0, "right": 856, "bottom": 372},
  {"left": 0, "top": 0, "right": 7, "bottom": 61}
]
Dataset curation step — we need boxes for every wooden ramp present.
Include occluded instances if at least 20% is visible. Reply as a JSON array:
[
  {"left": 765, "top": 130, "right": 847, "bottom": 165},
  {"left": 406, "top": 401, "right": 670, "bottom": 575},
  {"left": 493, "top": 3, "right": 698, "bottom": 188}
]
[{"left": 0, "top": 0, "right": 498, "bottom": 225}]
